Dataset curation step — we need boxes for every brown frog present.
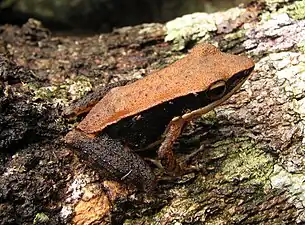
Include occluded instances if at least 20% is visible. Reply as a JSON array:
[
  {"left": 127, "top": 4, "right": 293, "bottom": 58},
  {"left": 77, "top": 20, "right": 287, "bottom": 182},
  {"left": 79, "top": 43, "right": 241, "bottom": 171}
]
[{"left": 64, "top": 43, "right": 255, "bottom": 191}]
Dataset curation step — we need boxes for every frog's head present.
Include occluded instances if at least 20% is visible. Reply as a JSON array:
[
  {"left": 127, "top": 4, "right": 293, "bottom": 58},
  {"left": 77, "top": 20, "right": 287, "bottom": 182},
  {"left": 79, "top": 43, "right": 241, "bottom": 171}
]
[
  {"left": 180, "top": 45, "right": 255, "bottom": 120},
  {"left": 206, "top": 59, "right": 254, "bottom": 101},
  {"left": 197, "top": 45, "right": 255, "bottom": 102}
]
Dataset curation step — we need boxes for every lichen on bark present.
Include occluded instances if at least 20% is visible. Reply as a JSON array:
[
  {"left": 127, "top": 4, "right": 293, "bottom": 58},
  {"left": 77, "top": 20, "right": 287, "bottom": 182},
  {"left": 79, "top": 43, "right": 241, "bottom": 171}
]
[{"left": 1, "top": 0, "right": 305, "bottom": 224}]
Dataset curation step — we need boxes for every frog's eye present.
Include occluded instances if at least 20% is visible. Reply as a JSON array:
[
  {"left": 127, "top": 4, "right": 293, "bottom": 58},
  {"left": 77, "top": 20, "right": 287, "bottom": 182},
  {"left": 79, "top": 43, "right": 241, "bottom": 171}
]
[{"left": 207, "top": 80, "right": 226, "bottom": 100}]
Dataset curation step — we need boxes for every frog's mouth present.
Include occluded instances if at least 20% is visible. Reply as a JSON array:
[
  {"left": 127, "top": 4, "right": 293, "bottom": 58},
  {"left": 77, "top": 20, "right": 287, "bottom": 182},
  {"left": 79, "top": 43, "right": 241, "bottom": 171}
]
[{"left": 181, "top": 67, "right": 254, "bottom": 121}]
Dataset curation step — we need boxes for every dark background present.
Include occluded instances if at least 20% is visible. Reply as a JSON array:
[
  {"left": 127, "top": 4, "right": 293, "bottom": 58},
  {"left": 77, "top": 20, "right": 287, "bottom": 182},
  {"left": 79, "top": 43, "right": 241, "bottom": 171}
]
[{"left": 0, "top": 0, "right": 251, "bottom": 33}]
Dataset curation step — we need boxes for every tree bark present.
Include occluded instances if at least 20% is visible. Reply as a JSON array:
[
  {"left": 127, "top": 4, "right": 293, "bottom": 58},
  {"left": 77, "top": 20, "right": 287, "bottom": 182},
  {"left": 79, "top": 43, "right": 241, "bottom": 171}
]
[{"left": 1, "top": 0, "right": 305, "bottom": 224}]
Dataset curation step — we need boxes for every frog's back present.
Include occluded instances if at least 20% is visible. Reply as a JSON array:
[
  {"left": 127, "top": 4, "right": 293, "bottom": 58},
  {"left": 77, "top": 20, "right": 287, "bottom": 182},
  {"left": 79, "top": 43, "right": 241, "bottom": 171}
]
[{"left": 77, "top": 43, "right": 254, "bottom": 133}]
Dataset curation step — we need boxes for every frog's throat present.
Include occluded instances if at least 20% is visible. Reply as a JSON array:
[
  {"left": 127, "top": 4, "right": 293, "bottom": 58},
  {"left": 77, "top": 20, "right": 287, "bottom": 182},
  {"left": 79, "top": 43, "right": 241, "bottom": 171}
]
[{"left": 179, "top": 77, "right": 248, "bottom": 122}]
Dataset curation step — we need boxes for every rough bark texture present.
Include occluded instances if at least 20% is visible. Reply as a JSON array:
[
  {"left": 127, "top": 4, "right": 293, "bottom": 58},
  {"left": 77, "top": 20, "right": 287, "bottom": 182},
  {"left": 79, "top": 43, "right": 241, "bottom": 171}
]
[{"left": 1, "top": 0, "right": 305, "bottom": 224}]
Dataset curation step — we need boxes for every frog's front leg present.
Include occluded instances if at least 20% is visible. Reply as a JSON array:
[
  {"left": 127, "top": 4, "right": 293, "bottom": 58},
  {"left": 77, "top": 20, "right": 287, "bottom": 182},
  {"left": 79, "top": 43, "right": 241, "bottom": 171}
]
[
  {"left": 65, "top": 129, "right": 156, "bottom": 192},
  {"left": 157, "top": 117, "right": 186, "bottom": 176}
]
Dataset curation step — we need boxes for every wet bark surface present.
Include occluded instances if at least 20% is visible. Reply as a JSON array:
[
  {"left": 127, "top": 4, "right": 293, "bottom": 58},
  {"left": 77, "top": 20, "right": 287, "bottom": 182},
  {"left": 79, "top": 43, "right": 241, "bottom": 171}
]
[{"left": 1, "top": 0, "right": 305, "bottom": 224}]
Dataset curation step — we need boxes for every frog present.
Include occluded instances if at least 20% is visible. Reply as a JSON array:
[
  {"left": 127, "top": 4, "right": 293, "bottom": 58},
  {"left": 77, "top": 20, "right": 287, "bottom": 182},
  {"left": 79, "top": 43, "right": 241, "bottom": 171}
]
[{"left": 64, "top": 43, "right": 255, "bottom": 191}]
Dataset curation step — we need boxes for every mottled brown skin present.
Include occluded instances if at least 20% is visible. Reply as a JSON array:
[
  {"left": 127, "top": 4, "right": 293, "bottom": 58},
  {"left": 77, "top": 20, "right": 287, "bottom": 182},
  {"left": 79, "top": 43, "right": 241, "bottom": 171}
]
[{"left": 65, "top": 43, "right": 255, "bottom": 191}]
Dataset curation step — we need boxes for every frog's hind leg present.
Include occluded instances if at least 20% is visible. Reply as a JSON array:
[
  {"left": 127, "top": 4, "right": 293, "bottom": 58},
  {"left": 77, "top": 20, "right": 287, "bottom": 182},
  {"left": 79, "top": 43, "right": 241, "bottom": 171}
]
[
  {"left": 65, "top": 129, "right": 156, "bottom": 192},
  {"left": 157, "top": 117, "right": 186, "bottom": 176}
]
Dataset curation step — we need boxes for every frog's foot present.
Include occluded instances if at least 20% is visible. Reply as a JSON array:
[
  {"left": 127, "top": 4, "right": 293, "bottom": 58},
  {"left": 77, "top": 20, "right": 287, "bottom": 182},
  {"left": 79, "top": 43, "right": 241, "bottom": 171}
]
[
  {"left": 183, "top": 144, "right": 206, "bottom": 165},
  {"left": 144, "top": 157, "right": 199, "bottom": 177},
  {"left": 65, "top": 129, "right": 156, "bottom": 192},
  {"left": 157, "top": 117, "right": 206, "bottom": 177}
]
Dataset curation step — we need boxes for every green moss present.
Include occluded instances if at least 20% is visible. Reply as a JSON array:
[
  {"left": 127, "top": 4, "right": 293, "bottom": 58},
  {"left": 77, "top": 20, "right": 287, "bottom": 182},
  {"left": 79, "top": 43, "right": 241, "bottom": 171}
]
[
  {"left": 222, "top": 30, "right": 247, "bottom": 49},
  {"left": 224, "top": 30, "right": 245, "bottom": 41},
  {"left": 124, "top": 136, "right": 277, "bottom": 224},
  {"left": 33, "top": 212, "right": 49, "bottom": 224},
  {"left": 220, "top": 138, "right": 274, "bottom": 185},
  {"left": 286, "top": 0, "right": 305, "bottom": 20},
  {"left": 298, "top": 39, "right": 305, "bottom": 53},
  {"left": 165, "top": 6, "right": 250, "bottom": 50},
  {"left": 165, "top": 12, "right": 217, "bottom": 51},
  {"left": 265, "top": 0, "right": 295, "bottom": 12},
  {"left": 27, "top": 75, "right": 92, "bottom": 105}
]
